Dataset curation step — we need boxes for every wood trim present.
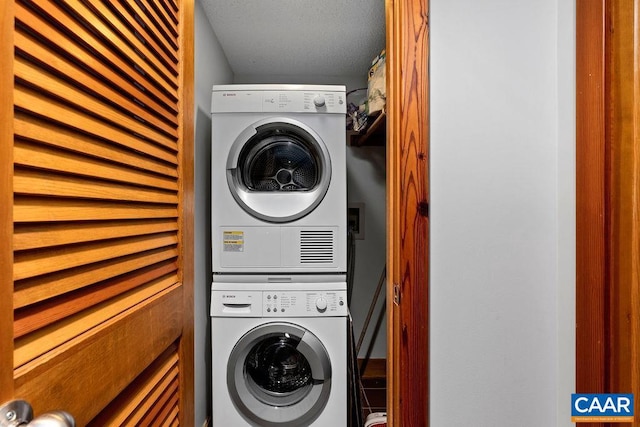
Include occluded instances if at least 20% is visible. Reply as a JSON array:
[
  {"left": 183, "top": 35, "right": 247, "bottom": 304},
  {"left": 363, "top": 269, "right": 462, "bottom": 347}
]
[
  {"left": 577, "top": 1, "right": 640, "bottom": 423},
  {"left": 177, "top": 0, "right": 195, "bottom": 425},
  {"left": 605, "top": 0, "right": 640, "bottom": 411},
  {"left": 576, "top": 0, "right": 607, "bottom": 405},
  {"left": 0, "top": 1, "right": 14, "bottom": 403},
  {"left": 385, "top": 0, "right": 400, "bottom": 422},
  {"left": 631, "top": 0, "right": 640, "bottom": 413},
  {"left": 386, "top": 0, "right": 430, "bottom": 425}
]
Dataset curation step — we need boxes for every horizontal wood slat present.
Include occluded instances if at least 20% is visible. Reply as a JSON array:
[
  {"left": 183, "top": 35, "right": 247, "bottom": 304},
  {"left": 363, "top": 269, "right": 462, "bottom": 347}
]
[
  {"left": 14, "top": 141, "right": 177, "bottom": 192},
  {"left": 60, "top": 0, "right": 179, "bottom": 94},
  {"left": 15, "top": 59, "right": 177, "bottom": 148},
  {"left": 15, "top": 6, "right": 177, "bottom": 126},
  {"left": 121, "top": 0, "right": 179, "bottom": 57},
  {"left": 145, "top": 390, "right": 179, "bottom": 427},
  {"left": 161, "top": 1, "right": 179, "bottom": 29},
  {"left": 14, "top": 168, "right": 178, "bottom": 204},
  {"left": 14, "top": 198, "right": 178, "bottom": 223},
  {"left": 150, "top": 1, "right": 178, "bottom": 28},
  {"left": 88, "top": 347, "right": 179, "bottom": 426},
  {"left": 14, "top": 31, "right": 178, "bottom": 139},
  {"left": 15, "top": 86, "right": 178, "bottom": 164},
  {"left": 14, "top": 219, "right": 178, "bottom": 251},
  {"left": 15, "top": 1, "right": 179, "bottom": 113},
  {"left": 14, "top": 249, "right": 178, "bottom": 308},
  {"left": 14, "top": 232, "right": 178, "bottom": 281},
  {"left": 140, "top": 0, "right": 179, "bottom": 41},
  {"left": 14, "top": 113, "right": 177, "bottom": 178},
  {"left": 83, "top": 0, "right": 178, "bottom": 77},
  {"left": 14, "top": 275, "right": 178, "bottom": 368},
  {"left": 108, "top": 2, "right": 179, "bottom": 67},
  {"left": 14, "top": 284, "right": 184, "bottom": 426},
  {"left": 14, "top": 260, "right": 178, "bottom": 337},
  {"left": 127, "top": 370, "right": 178, "bottom": 426}
]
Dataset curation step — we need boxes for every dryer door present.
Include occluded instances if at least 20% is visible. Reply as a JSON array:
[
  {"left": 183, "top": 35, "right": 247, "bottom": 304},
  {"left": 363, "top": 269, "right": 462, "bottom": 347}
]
[
  {"left": 226, "top": 118, "right": 332, "bottom": 223},
  {"left": 227, "top": 322, "right": 332, "bottom": 427}
]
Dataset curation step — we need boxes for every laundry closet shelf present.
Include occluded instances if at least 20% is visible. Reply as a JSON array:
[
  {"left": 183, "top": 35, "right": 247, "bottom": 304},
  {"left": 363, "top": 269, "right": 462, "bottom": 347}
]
[{"left": 347, "top": 110, "right": 386, "bottom": 147}]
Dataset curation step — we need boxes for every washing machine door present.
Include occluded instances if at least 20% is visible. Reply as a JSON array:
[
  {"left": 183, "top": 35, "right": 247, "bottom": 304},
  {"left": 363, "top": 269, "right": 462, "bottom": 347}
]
[
  {"left": 226, "top": 118, "right": 332, "bottom": 223},
  {"left": 227, "top": 322, "right": 332, "bottom": 427}
]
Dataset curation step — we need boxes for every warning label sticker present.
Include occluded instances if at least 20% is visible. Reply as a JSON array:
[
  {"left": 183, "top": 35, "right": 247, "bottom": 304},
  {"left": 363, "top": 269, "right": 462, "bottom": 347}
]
[{"left": 223, "top": 231, "right": 244, "bottom": 252}]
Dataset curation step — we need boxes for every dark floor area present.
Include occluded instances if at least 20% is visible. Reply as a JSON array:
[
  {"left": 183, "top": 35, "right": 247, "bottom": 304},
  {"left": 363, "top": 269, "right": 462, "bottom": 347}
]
[{"left": 359, "top": 358, "right": 386, "bottom": 420}]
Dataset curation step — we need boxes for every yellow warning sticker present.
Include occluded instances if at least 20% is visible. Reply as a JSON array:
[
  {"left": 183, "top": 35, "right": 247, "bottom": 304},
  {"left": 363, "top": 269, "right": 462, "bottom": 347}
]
[{"left": 223, "top": 231, "right": 244, "bottom": 252}]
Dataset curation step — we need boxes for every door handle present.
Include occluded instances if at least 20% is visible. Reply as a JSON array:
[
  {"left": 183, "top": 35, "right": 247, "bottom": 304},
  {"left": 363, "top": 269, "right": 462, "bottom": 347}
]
[{"left": 0, "top": 400, "right": 75, "bottom": 427}]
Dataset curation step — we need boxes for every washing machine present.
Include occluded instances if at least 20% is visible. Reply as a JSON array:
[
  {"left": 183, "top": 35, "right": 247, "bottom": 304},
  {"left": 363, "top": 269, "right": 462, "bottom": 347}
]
[
  {"left": 211, "top": 280, "right": 347, "bottom": 426},
  {"left": 211, "top": 84, "right": 347, "bottom": 275}
]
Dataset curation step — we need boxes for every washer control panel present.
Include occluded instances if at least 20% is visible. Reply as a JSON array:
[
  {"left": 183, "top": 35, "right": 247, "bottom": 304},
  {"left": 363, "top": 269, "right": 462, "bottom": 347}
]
[
  {"left": 211, "top": 289, "right": 348, "bottom": 317},
  {"left": 264, "top": 290, "right": 347, "bottom": 316}
]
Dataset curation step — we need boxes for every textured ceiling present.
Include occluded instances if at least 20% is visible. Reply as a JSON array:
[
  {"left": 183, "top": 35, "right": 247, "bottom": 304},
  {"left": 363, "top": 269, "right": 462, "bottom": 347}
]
[{"left": 200, "top": 0, "right": 385, "bottom": 78}]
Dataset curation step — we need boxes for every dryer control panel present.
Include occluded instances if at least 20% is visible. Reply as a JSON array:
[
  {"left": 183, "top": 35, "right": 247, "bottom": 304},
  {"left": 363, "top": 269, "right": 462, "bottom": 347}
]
[
  {"left": 212, "top": 84, "right": 347, "bottom": 114},
  {"left": 211, "top": 289, "right": 348, "bottom": 317}
]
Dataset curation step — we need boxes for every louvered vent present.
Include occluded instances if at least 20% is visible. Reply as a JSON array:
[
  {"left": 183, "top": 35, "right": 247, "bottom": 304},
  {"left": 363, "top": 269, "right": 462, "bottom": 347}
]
[{"left": 300, "top": 230, "right": 334, "bottom": 264}]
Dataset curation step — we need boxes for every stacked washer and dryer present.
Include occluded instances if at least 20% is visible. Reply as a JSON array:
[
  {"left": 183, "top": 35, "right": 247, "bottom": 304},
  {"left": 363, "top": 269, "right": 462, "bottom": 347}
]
[{"left": 210, "top": 85, "right": 348, "bottom": 426}]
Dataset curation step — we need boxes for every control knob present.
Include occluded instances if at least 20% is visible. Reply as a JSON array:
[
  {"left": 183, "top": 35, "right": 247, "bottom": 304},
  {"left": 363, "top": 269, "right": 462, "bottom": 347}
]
[
  {"left": 313, "top": 95, "right": 326, "bottom": 108},
  {"left": 315, "top": 297, "right": 327, "bottom": 313}
]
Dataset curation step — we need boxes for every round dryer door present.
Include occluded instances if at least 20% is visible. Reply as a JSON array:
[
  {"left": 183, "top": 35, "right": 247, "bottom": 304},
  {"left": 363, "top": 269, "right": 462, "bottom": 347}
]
[
  {"left": 227, "top": 322, "right": 332, "bottom": 427},
  {"left": 226, "top": 118, "right": 332, "bottom": 223}
]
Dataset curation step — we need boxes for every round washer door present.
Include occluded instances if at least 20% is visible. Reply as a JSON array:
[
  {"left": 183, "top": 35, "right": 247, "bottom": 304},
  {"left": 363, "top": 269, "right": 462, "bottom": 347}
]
[
  {"left": 227, "top": 322, "right": 332, "bottom": 427},
  {"left": 226, "top": 118, "right": 332, "bottom": 223}
]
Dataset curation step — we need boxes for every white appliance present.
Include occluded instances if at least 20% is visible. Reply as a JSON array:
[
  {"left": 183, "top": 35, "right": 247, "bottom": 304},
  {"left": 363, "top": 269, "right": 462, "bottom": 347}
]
[
  {"left": 211, "top": 280, "right": 348, "bottom": 426},
  {"left": 211, "top": 84, "right": 347, "bottom": 275}
]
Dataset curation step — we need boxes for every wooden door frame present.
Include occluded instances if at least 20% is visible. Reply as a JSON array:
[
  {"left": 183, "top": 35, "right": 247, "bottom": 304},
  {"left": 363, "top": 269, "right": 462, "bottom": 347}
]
[
  {"left": 576, "top": 0, "right": 607, "bottom": 401},
  {"left": 0, "top": 1, "right": 14, "bottom": 405},
  {"left": 179, "top": 1, "right": 195, "bottom": 425},
  {"left": 386, "top": 0, "right": 430, "bottom": 425},
  {"left": 576, "top": 0, "right": 640, "bottom": 423}
]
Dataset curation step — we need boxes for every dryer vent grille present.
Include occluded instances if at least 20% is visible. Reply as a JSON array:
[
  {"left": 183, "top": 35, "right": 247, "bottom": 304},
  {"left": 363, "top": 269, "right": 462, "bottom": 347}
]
[{"left": 299, "top": 230, "right": 334, "bottom": 264}]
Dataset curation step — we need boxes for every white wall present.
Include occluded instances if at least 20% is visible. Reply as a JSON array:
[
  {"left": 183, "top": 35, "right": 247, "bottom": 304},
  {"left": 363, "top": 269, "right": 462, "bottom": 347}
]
[
  {"left": 234, "top": 73, "right": 364, "bottom": 89},
  {"left": 346, "top": 146, "right": 387, "bottom": 359},
  {"left": 194, "top": 2, "right": 233, "bottom": 424},
  {"left": 430, "top": 1, "right": 575, "bottom": 426}
]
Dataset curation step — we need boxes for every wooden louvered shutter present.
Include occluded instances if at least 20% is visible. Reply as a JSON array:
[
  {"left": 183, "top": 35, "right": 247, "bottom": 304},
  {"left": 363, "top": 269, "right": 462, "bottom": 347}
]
[{"left": 1, "top": 0, "right": 194, "bottom": 425}]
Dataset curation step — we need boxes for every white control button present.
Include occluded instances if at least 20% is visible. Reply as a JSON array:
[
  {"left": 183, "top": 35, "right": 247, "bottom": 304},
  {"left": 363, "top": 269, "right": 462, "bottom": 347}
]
[
  {"left": 315, "top": 297, "right": 327, "bottom": 312},
  {"left": 313, "top": 96, "right": 326, "bottom": 107}
]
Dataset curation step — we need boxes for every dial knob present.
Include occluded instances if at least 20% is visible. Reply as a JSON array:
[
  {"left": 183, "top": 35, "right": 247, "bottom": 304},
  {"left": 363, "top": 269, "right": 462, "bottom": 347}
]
[
  {"left": 315, "top": 297, "right": 327, "bottom": 312},
  {"left": 313, "top": 96, "right": 326, "bottom": 107}
]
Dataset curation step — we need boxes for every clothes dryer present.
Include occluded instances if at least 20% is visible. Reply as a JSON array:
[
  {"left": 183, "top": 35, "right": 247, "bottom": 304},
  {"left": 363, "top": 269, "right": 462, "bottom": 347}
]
[{"left": 211, "top": 85, "right": 347, "bottom": 275}]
